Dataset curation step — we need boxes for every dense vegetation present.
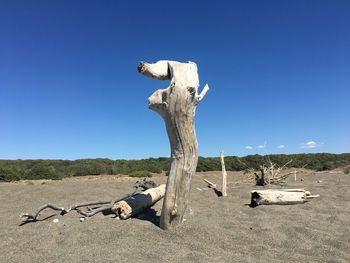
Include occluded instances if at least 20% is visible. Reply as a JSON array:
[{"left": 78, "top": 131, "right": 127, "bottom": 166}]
[{"left": 0, "top": 153, "right": 349, "bottom": 182}]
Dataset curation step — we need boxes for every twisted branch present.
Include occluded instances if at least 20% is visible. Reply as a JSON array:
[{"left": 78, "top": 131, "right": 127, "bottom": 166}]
[{"left": 20, "top": 179, "right": 156, "bottom": 224}]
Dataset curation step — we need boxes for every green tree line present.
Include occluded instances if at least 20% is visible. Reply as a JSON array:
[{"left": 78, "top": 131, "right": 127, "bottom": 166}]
[{"left": 0, "top": 153, "right": 349, "bottom": 182}]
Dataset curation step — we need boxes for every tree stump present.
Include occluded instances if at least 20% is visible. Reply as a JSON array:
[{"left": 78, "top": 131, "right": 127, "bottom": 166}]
[{"left": 138, "top": 60, "right": 209, "bottom": 229}]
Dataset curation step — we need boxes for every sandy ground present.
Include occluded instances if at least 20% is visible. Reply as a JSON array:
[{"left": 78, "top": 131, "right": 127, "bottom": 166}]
[{"left": 0, "top": 170, "right": 349, "bottom": 263}]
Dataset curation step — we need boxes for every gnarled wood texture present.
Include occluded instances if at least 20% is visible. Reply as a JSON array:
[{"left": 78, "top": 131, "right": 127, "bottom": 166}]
[{"left": 138, "top": 60, "right": 208, "bottom": 229}]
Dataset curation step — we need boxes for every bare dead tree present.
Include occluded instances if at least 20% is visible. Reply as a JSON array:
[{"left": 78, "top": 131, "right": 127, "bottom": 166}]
[
  {"left": 138, "top": 60, "right": 209, "bottom": 230},
  {"left": 254, "top": 159, "right": 293, "bottom": 186}
]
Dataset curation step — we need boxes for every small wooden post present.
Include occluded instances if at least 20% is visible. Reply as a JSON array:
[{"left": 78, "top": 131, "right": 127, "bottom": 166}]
[
  {"left": 220, "top": 151, "right": 227, "bottom": 197},
  {"left": 294, "top": 170, "right": 297, "bottom": 182}
]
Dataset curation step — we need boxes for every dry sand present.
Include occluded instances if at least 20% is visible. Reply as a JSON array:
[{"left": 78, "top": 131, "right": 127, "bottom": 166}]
[{"left": 0, "top": 170, "right": 349, "bottom": 263}]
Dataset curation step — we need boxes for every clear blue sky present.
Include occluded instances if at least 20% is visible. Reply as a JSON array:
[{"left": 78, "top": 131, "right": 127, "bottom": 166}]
[{"left": 0, "top": 0, "right": 349, "bottom": 160}]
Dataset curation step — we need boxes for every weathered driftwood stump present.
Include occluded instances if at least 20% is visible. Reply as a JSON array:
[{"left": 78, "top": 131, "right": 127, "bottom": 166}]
[{"left": 138, "top": 60, "right": 209, "bottom": 229}]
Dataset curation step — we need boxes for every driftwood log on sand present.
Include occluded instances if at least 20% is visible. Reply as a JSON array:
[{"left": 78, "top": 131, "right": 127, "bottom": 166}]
[
  {"left": 202, "top": 178, "right": 223, "bottom": 197},
  {"left": 250, "top": 189, "right": 320, "bottom": 207},
  {"left": 20, "top": 179, "right": 160, "bottom": 224},
  {"left": 203, "top": 178, "right": 217, "bottom": 189},
  {"left": 111, "top": 184, "right": 166, "bottom": 219},
  {"left": 138, "top": 60, "right": 208, "bottom": 229}
]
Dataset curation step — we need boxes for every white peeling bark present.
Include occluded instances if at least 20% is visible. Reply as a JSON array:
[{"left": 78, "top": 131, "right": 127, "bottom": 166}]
[{"left": 138, "top": 60, "right": 209, "bottom": 229}]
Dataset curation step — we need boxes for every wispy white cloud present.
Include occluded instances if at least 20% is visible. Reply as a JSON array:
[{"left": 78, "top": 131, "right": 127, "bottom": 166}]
[
  {"left": 301, "top": 141, "right": 322, "bottom": 149},
  {"left": 276, "top": 145, "right": 285, "bottom": 149},
  {"left": 245, "top": 146, "right": 253, "bottom": 150},
  {"left": 257, "top": 141, "right": 267, "bottom": 149}
]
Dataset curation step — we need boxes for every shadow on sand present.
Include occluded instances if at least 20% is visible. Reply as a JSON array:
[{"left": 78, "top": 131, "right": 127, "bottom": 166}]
[{"left": 132, "top": 208, "right": 160, "bottom": 227}]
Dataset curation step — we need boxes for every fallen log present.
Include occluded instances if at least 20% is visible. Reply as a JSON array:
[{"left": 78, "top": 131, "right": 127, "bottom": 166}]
[
  {"left": 250, "top": 189, "right": 320, "bottom": 207},
  {"left": 20, "top": 179, "right": 157, "bottom": 224},
  {"left": 111, "top": 184, "right": 166, "bottom": 219}
]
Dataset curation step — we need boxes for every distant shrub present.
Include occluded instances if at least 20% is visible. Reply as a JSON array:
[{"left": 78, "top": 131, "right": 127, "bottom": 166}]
[
  {"left": 0, "top": 153, "right": 349, "bottom": 180},
  {"left": 0, "top": 168, "right": 20, "bottom": 182},
  {"left": 24, "top": 164, "right": 63, "bottom": 180},
  {"left": 68, "top": 163, "right": 103, "bottom": 176},
  {"left": 129, "top": 170, "right": 152, "bottom": 178},
  {"left": 344, "top": 167, "right": 350, "bottom": 174}
]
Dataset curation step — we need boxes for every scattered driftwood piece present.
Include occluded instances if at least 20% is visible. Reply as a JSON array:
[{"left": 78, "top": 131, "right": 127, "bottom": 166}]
[
  {"left": 21, "top": 204, "right": 68, "bottom": 222},
  {"left": 20, "top": 179, "right": 157, "bottom": 224},
  {"left": 250, "top": 189, "right": 320, "bottom": 207},
  {"left": 112, "top": 184, "right": 166, "bottom": 219},
  {"left": 202, "top": 178, "right": 223, "bottom": 197},
  {"left": 255, "top": 159, "right": 293, "bottom": 186},
  {"left": 203, "top": 178, "right": 217, "bottom": 189},
  {"left": 220, "top": 151, "right": 227, "bottom": 197},
  {"left": 138, "top": 60, "right": 208, "bottom": 230}
]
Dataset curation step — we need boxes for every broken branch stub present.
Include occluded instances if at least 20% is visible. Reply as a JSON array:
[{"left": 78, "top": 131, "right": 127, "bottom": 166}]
[{"left": 138, "top": 60, "right": 209, "bottom": 230}]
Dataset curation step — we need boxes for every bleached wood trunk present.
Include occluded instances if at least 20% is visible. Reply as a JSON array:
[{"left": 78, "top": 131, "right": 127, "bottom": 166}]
[
  {"left": 220, "top": 151, "right": 227, "bottom": 197},
  {"left": 111, "top": 184, "right": 166, "bottom": 219},
  {"left": 250, "top": 189, "right": 319, "bottom": 207},
  {"left": 138, "top": 60, "right": 209, "bottom": 229}
]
